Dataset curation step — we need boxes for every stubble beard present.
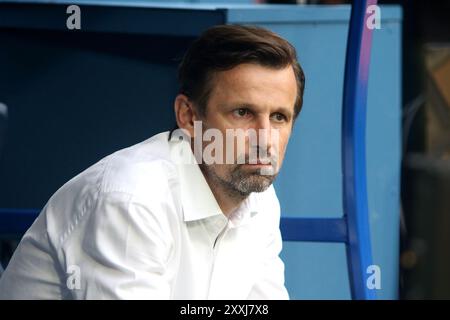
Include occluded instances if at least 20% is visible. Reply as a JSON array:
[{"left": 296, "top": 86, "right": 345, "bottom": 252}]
[{"left": 200, "top": 163, "right": 277, "bottom": 200}]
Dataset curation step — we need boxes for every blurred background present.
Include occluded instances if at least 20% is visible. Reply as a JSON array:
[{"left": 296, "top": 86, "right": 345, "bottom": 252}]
[{"left": 0, "top": 0, "right": 449, "bottom": 299}]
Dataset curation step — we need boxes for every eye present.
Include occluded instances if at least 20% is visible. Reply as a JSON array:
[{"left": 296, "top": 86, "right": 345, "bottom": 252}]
[
  {"left": 271, "top": 112, "right": 287, "bottom": 122},
  {"left": 233, "top": 108, "right": 251, "bottom": 118}
]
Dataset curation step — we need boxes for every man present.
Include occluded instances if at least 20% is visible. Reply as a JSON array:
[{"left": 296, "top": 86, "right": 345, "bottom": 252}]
[{"left": 0, "top": 25, "right": 305, "bottom": 299}]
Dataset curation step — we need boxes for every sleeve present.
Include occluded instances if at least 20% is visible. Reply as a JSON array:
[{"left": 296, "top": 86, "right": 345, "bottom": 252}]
[
  {"left": 247, "top": 187, "right": 290, "bottom": 300},
  {"left": 64, "top": 191, "right": 177, "bottom": 300}
]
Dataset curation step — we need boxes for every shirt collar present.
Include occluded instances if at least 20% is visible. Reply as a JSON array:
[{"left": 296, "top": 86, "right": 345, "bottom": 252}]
[
  {"left": 169, "top": 130, "right": 223, "bottom": 222},
  {"left": 168, "top": 129, "right": 259, "bottom": 226}
]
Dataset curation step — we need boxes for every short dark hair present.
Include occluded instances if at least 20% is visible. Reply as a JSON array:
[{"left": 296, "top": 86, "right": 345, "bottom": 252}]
[{"left": 177, "top": 24, "right": 306, "bottom": 119}]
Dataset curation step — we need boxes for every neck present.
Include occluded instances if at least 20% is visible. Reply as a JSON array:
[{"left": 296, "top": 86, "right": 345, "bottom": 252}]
[{"left": 199, "top": 165, "right": 247, "bottom": 218}]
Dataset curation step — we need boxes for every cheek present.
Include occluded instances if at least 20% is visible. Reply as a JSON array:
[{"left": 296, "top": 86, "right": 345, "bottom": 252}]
[
  {"left": 212, "top": 163, "right": 236, "bottom": 181},
  {"left": 206, "top": 113, "right": 231, "bottom": 130},
  {"left": 274, "top": 133, "right": 290, "bottom": 162}
]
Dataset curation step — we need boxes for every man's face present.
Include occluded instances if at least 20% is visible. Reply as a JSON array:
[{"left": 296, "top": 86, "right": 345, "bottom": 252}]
[{"left": 197, "top": 63, "right": 298, "bottom": 197}]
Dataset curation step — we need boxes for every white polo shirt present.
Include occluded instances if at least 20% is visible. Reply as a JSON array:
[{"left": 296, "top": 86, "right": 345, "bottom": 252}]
[{"left": 0, "top": 131, "right": 289, "bottom": 300}]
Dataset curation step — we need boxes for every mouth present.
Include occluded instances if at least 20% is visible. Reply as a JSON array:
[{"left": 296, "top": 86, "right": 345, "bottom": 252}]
[
  {"left": 239, "top": 155, "right": 274, "bottom": 164},
  {"left": 241, "top": 160, "right": 276, "bottom": 174},
  {"left": 243, "top": 162, "right": 272, "bottom": 167},
  {"left": 235, "top": 154, "right": 278, "bottom": 171},
  {"left": 235, "top": 161, "right": 278, "bottom": 177}
]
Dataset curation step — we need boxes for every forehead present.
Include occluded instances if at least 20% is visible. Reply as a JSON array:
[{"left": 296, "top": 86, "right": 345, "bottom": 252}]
[{"left": 208, "top": 63, "right": 298, "bottom": 108}]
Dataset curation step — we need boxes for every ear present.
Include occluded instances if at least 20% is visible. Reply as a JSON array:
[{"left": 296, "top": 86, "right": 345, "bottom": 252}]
[{"left": 174, "top": 94, "right": 200, "bottom": 138}]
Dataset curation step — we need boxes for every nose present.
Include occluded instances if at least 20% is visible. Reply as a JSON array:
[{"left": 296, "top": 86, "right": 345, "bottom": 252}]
[
  {"left": 255, "top": 115, "right": 271, "bottom": 132},
  {"left": 250, "top": 115, "right": 273, "bottom": 156}
]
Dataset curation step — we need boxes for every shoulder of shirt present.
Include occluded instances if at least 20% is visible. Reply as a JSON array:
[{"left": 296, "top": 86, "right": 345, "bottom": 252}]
[
  {"left": 50, "top": 131, "right": 178, "bottom": 207},
  {"left": 98, "top": 132, "right": 177, "bottom": 199},
  {"left": 39, "top": 132, "right": 181, "bottom": 250}
]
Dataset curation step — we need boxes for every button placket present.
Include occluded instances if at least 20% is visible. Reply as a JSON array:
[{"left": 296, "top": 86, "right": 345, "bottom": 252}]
[{"left": 207, "top": 216, "right": 229, "bottom": 299}]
